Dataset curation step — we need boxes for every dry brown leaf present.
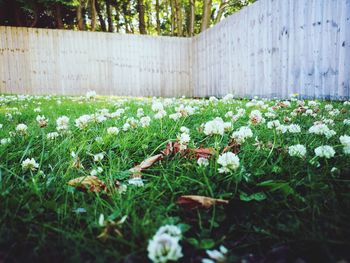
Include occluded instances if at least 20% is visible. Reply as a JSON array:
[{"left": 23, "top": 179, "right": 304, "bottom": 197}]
[
  {"left": 129, "top": 154, "right": 163, "bottom": 177},
  {"left": 190, "top": 148, "right": 215, "bottom": 159},
  {"left": 68, "top": 176, "right": 107, "bottom": 193},
  {"left": 161, "top": 141, "right": 183, "bottom": 156},
  {"left": 177, "top": 195, "right": 229, "bottom": 209},
  {"left": 222, "top": 140, "right": 240, "bottom": 154}
]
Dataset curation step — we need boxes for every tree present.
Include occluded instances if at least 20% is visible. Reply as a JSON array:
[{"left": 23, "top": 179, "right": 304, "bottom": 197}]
[
  {"left": 201, "top": 0, "right": 212, "bottom": 31},
  {"left": 137, "top": 0, "right": 147, "bottom": 34},
  {"left": 0, "top": 0, "right": 256, "bottom": 35}
]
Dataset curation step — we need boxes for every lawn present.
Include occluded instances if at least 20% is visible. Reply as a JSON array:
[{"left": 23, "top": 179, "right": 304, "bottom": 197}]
[{"left": 0, "top": 93, "right": 349, "bottom": 263}]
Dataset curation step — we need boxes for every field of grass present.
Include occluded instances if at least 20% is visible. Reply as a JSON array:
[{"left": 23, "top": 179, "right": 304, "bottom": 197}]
[{"left": 0, "top": 93, "right": 349, "bottom": 263}]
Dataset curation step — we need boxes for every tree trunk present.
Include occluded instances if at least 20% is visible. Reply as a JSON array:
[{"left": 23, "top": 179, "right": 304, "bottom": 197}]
[
  {"left": 106, "top": 0, "right": 114, "bottom": 32},
  {"left": 26, "top": 4, "right": 38, "bottom": 27},
  {"left": 14, "top": 3, "right": 23, "bottom": 27},
  {"left": 170, "top": 0, "right": 175, "bottom": 35},
  {"left": 122, "top": 1, "right": 131, "bottom": 33},
  {"left": 155, "top": 0, "right": 161, "bottom": 35},
  {"left": 174, "top": 0, "right": 183, "bottom": 36},
  {"left": 214, "top": 0, "right": 228, "bottom": 24},
  {"left": 114, "top": 6, "right": 120, "bottom": 33},
  {"left": 55, "top": 4, "right": 64, "bottom": 29},
  {"left": 90, "top": 0, "right": 97, "bottom": 31},
  {"left": 137, "top": 0, "right": 147, "bottom": 34},
  {"left": 201, "top": 0, "right": 212, "bottom": 31},
  {"left": 188, "top": 0, "right": 195, "bottom": 36},
  {"left": 77, "top": 5, "right": 85, "bottom": 30},
  {"left": 95, "top": 0, "right": 107, "bottom": 31}
]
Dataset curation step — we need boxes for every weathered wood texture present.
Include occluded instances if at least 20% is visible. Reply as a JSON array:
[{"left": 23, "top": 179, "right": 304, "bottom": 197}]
[
  {"left": 1, "top": 0, "right": 349, "bottom": 99},
  {"left": 193, "top": 0, "right": 350, "bottom": 99},
  {"left": 0, "top": 27, "right": 192, "bottom": 97}
]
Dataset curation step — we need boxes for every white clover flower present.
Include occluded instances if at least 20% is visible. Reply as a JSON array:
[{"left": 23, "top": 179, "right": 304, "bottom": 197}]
[
  {"left": 126, "top": 117, "right": 139, "bottom": 129},
  {"left": 137, "top": 108, "right": 144, "bottom": 118},
  {"left": 128, "top": 177, "right": 144, "bottom": 187},
  {"left": 123, "top": 122, "right": 131, "bottom": 131},
  {"left": 90, "top": 167, "right": 103, "bottom": 176},
  {"left": 56, "top": 116, "right": 69, "bottom": 132},
  {"left": 154, "top": 110, "right": 167, "bottom": 119},
  {"left": 36, "top": 115, "right": 48, "bottom": 127},
  {"left": 305, "top": 109, "right": 314, "bottom": 115},
  {"left": 309, "top": 123, "right": 336, "bottom": 138},
  {"left": 276, "top": 124, "right": 288, "bottom": 134},
  {"left": 209, "top": 96, "right": 218, "bottom": 103},
  {"left": 155, "top": 225, "right": 182, "bottom": 239},
  {"left": 308, "top": 101, "right": 319, "bottom": 108},
  {"left": 34, "top": 107, "right": 41, "bottom": 112},
  {"left": 5, "top": 113, "right": 13, "bottom": 120},
  {"left": 288, "top": 144, "right": 307, "bottom": 158},
  {"left": 321, "top": 118, "right": 334, "bottom": 126},
  {"left": 288, "top": 124, "right": 301, "bottom": 133},
  {"left": 225, "top": 111, "right": 233, "bottom": 118},
  {"left": 94, "top": 114, "right": 107, "bottom": 123},
  {"left": 110, "top": 108, "right": 125, "bottom": 118},
  {"left": 75, "top": 115, "right": 93, "bottom": 129},
  {"left": 329, "top": 109, "right": 340, "bottom": 116},
  {"left": 339, "top": 135, "right": 350, "bottom": 154},
  {"left": 95, "top": 136, "right": 104, "bottom": 144},
  {"left": 16, "top": 123, "right": 28, "bottom": 135},
  {"left": 343, "top": 119, "right": 350, "bottom": 125},
  {"left": 249, "top": 110, "right": 265, "bottom": 124},
  {"left": 22, "top": 158, "right": 39, "bottom": 171},
  {"left": 0, "top": 138, "right": 11, "bottom": 145},
  {"left": 93, "top": 153, "right": 104, "bottom": 162},
  {"left": 175, "top": 104, "right": 195, "bottom": 117},
  {"left": 331, "top": 167, "right": 338, "bottom": 173},
  {"left": 217, "top": 152, "right": 240, "bottom": 173},
  {"left": 222, "top": 93, "right": 234, "bottom": 103},
  {"left": 148, "top": 234, "right": 183, "bottom": 263},
  {"left": 267, "top": 120, "right": 281, "bottom": 129},
  {"left": 152, "top": 101, "right": 164, "bottom": 112},
  {"left": 179, "top": 133, "right": 190, "bottom": 144},
  {"left": 140, "top": 116, "right": 151, "bottom": 127},
  {"left": 204, "top": 118, "right": 225, "bottom": 136},
  {"left": 231, "top": 126, "right": 253, "bottom": 143},
  {"left": 314, "top": 145, "right": 335, "bottom": 159},
  {"left": 265, "top": 112, "right": 277, "bottom": 119},
  {"left": 47, "top": 132, "right": 59, "bottom": 140},
  {"left": 180, "top": 126, "right": 190, "bottom": 134},
  {"left": 86, "top": 90, "right": 97, "bottom": 99},
  {"left": 197, "top": 157, "right": 209, "bottom": 167},
  {"left": 203, "top": 245, "right": 228, "bottom": 263},
  {"left": 223, "top": 122, "right": 232, "bottom": 132},
  {"left": 107, "top": 126, "right": 119, "bottom": 135},
  {"left": 169, "top": 112, "right": 182, "bottom": 121},
  {"left": 324, "top": 104, "right": 333, "bottom": 111}
]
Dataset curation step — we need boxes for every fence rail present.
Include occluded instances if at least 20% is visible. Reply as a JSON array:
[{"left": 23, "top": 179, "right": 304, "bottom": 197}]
[{"left": 1, "top": 0, "right": 349, "bottom": 99}]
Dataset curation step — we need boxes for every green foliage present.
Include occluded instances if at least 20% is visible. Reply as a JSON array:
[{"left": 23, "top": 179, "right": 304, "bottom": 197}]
[{"left": 0, "top": 94, "right": 349, "bottom": 262}]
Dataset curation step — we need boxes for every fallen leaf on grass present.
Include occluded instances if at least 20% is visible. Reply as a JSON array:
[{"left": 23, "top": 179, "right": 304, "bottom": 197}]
[
  {"left": 190, "top": 148, "right": 215, "bottom": 159},
  {"left": 222, "top": 139, "right": 240, "bottom": 154},
  {"left": 177, "top": 195, "right": 229, "bottom": 209},
  {"left": 129, "top": 153, "right": 163, "bottom": 177},
  {"left": 161, "top": 141, "right": 184, "bottom": 156},
  {"left": 68, "top": 176, "right": 107, "bottom": 193}
]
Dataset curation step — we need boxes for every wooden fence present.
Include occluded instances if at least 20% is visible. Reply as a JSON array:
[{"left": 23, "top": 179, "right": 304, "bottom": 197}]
[
  {"left": 0, "top": 27, "right": 192, "bottom": 97},
  {"left": 192, "top": 0, "right": 350, "bottom": 100},
  {"left": 0, "top": 0, "right": 349, "bottom": 99}
]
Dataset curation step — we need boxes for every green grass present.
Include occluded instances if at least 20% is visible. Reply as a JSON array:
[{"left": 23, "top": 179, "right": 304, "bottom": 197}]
[{"left": 0, "top": 94, "right": 349, "bottom": 262}]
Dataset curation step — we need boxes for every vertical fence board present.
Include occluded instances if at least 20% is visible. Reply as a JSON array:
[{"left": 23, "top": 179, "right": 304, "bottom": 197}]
[{"left": 0, "top": 0, "right": 349, "bottom": 99}]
